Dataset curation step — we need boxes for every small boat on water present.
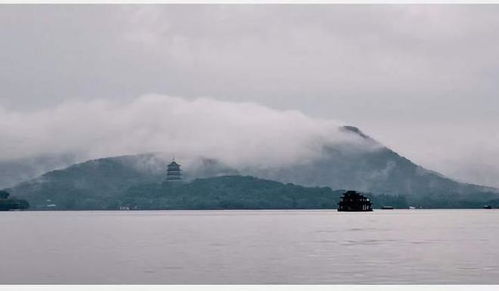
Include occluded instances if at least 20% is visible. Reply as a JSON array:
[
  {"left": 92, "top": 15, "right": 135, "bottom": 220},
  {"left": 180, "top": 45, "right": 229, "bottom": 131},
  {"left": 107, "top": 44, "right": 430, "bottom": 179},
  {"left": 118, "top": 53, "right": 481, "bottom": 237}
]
[
  {"left": 381, "top": 206, "right": 394, "bottom": 210},
  {"left": 483, "top": 205, "right": 493, "bottom": 209},
  {"left": 338, "top": 191, "right": 373, "bottom": 212},
  {"left": 409, "top": 206, "right": 416, "bottom": 210}
]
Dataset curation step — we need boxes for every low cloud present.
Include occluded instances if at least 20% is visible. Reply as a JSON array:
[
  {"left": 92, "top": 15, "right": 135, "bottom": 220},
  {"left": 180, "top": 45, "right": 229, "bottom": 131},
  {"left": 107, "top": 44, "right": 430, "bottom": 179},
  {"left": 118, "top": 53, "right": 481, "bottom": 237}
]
[{"left": 0, "top": 95, "right": 373, "bottom": 169}]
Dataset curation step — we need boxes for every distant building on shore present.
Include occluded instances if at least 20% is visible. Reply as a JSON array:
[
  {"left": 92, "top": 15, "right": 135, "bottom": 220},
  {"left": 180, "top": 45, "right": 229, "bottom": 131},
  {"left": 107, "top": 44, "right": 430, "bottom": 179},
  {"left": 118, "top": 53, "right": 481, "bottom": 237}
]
[
  {"left": 338, "top": 190, "right": 373, "bottom": 212},
  {"left": 166, "top": 159, "right": 182, "bottom": 182},
  {"left": 0, "top": 190, "right": 29, "bottom": 211}
]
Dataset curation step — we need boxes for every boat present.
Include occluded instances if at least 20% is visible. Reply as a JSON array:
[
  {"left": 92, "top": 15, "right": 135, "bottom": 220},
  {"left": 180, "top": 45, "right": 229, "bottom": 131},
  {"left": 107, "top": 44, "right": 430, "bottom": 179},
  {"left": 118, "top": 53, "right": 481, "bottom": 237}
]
[
  {"left": 409, "top": 206, "right": 416, "bottom": 210},
  {"left": 338, "top": 191, "right": 373, "bottom": 212},
  {"left": 381, "top": 206, "right": 394, "bottom": 210},
  {"left": 483, "top": 205, "right": 493, "bottom": 209}
]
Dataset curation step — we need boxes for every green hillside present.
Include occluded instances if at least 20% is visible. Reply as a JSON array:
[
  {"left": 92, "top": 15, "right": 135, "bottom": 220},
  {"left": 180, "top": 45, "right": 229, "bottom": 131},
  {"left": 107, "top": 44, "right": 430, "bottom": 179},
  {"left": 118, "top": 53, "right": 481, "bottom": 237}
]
[
  {"left": 123, "top": 175, "right": 344, "bottom": 210},
  {"left": 7, "top": 171, "right": 412, "bottom": 210}
]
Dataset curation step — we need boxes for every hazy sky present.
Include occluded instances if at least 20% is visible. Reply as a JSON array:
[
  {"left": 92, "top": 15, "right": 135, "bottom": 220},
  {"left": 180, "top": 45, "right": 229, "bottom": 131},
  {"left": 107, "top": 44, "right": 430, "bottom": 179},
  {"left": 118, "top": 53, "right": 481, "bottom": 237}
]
[{"left": 1, "top": 5, "right": 498, "bottom": 187}]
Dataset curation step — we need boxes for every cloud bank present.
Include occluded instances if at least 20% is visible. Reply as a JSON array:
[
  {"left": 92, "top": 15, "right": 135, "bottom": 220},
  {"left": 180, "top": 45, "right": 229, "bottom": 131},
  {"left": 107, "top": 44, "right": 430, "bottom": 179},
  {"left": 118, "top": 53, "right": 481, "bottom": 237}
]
[
  {"left": 2, "top": 6, "right": 498, "bottom": 187},
  {"left": 0, "top": 95, "right": 373, "bottom": 169}
]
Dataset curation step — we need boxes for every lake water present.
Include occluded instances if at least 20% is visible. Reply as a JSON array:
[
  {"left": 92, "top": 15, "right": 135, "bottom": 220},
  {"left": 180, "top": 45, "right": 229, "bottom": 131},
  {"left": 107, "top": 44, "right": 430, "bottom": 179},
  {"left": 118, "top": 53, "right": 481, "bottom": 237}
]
[{"left": 1, "top": 210, "right": 499, "bottom": 284}]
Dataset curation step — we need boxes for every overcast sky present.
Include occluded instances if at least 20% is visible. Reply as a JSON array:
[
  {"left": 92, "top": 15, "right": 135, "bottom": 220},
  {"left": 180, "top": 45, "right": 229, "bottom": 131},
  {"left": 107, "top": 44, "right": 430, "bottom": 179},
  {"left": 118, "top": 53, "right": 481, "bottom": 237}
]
[{"left": 1, "top": 5, "right": 498, "bottom": 187}]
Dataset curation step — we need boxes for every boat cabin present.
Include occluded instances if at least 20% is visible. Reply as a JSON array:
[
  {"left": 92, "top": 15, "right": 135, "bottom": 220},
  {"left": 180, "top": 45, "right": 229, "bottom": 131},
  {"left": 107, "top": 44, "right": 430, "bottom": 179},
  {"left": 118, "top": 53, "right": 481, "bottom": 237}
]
[{"left": 338, "top": 190, "right": 373, "bottom": 212}]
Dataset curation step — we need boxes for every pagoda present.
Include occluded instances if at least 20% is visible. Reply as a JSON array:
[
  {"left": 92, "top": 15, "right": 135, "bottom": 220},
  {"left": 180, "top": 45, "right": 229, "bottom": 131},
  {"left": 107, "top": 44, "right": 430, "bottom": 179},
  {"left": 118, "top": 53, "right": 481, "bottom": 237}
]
[
  {"left": 166, "top": 159, "right": 182, "bottom": 182},
  {"left": 338, "top": 190, "right": 373, "bottom": 212}
]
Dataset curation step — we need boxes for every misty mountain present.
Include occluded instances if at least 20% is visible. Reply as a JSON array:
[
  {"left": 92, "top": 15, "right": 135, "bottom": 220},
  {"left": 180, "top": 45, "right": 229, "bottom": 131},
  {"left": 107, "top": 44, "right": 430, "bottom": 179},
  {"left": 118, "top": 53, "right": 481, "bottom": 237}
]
[
  {"left": 6, "top": 154, "right": 238, "bottom": 209},
  {"left": 4, "top": 126, "right": 499, "bottom": 209},
  {"left": 0, "top": 154, "right": 79, "bottom": 188},
  {"left": 251, "top": 126, "right": 498, "bottom": 200}
]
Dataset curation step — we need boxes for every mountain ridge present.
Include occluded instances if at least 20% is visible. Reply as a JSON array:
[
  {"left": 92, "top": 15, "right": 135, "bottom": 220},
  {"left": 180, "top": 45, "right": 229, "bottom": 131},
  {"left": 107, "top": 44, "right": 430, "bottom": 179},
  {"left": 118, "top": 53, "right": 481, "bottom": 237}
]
[{"left": 3, "top": 125, "right": 498, "bottom": 209}]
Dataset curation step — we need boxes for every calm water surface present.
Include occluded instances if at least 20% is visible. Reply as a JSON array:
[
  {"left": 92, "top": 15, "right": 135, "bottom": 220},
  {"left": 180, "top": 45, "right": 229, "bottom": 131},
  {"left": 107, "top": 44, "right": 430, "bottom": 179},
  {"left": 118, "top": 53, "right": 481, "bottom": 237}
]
[{"left": 1, "top": 210, "right": 499, "bottom": 284}]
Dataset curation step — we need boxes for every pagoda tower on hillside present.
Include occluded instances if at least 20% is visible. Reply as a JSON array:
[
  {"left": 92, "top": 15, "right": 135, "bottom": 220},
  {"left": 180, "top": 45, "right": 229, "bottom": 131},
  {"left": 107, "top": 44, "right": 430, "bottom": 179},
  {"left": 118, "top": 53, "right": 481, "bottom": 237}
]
[{"left": 166, "top": 158, "right": 182, "bottom": 182}]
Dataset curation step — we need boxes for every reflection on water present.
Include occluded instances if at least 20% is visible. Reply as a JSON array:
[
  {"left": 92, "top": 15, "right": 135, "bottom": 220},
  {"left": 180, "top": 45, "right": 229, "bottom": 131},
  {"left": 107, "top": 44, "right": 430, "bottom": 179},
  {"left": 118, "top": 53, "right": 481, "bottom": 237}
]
[{"left": 1, "top": 210, "right": 499, "bottom": 284}]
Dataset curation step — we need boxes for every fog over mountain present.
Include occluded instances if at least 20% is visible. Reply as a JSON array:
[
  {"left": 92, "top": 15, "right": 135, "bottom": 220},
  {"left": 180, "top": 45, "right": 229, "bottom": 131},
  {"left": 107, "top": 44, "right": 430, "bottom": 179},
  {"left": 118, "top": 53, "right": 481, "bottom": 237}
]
[
  {"left": 0, "top": 93, "right": 498, "bottom": 194},
  {"left": 1, "top": 94, "right": 377, "bottom": 160},
  {"left": 3, "top": 94, "right": 498, "bottom": 209},
  {"left": 6, "top": 135, "right": 498, "bottom": 210},
  {"left": 1, "top": 5, "right": 499, "bottom": 187},
  {"left": 0, "top": 94, "right": 377, "bottom": 187}
]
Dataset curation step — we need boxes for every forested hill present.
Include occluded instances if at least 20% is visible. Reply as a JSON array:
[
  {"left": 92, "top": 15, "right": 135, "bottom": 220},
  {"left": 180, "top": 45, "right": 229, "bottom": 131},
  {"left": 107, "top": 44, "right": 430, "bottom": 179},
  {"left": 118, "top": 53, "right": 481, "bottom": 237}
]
[
  {"left": 4, "top": 126, "right": 499, "bottom": 209},
  {"left": 123, "top": 176, "right": 344, "bottom": 210},
  {"left": 4, "top": 126, "right": 499, "bottom": 203},
  {"left": 6, "top": 174, "right": 408, "bottom": 210}
]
